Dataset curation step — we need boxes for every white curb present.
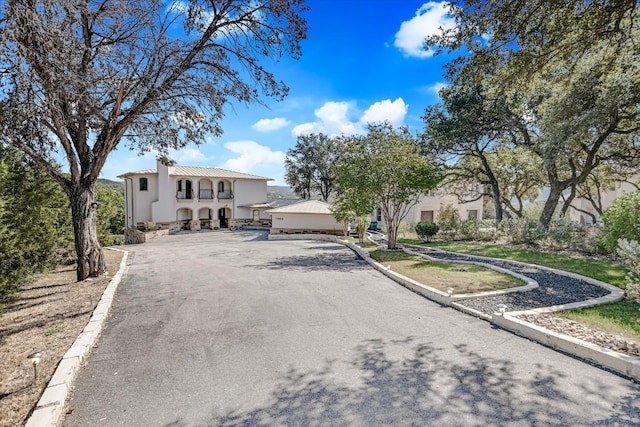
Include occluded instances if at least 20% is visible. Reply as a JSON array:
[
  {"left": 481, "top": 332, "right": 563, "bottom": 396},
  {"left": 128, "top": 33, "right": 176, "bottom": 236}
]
[
  {"left": 25, "top": 248, "right": 130, "bottom": 427},
  {"left": 342, "top": 240, "right": 637, "bottom": 380}
]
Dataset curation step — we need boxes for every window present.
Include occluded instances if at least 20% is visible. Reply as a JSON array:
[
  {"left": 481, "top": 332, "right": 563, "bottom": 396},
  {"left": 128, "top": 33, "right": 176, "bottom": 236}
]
[
  {"left": 420, "top": 210, "right": 434, "bottom": 222},
  {"left": 468, "top": 210, "right": 478, "bottom": 220},
  {"left": 139, "top": 177, "right": 148, "bottom": 191},
  {"left": 253, "top": 210, "right": 260, "bottom": 221},
  {"left": 376, "top": 208, "right": 382, "bottom": 222}
]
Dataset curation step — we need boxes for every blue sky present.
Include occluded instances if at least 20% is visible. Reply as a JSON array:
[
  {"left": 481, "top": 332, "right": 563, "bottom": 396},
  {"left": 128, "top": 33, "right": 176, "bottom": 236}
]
[{"left": 101, "top": 1, "right": 457, "bottom": 184}]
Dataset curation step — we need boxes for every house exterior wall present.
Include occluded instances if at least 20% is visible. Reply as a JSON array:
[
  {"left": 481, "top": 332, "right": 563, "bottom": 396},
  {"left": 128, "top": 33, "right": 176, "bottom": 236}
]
[
  {"left": 408, "top": 191, "right": 484, "bottom": 224},
  {"left": 373, "top": 188, "right": 484, "bottom": 231},
  {"left": 569, "top": 180, "right": 639, "bottom": 224},
  {"left": 271, "top": 213, "right": 342, "bottom": 233},
  {"left": 122, "top": 161, "right": 270, "bottom": 228},
  {"left": 234, "top": 180, "right": 268, "bottom": 220},
  {"left": 123, "top": 174, "right": 158, "bottom": 227}
]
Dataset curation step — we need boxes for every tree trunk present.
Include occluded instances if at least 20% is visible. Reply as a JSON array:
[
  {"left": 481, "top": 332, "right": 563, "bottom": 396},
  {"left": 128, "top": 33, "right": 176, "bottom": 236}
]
[
  {"left": 539, "top": 185, "right": 563, "bottom": 229},
  {"left": 491, "top": 182, "right": 503, "bottom": 222},
  {"left": 386, "top": 220, "right": 397, "bottom": 249},
  {"left": 70, "top": 183, "right": 106, "bottom": 281}
]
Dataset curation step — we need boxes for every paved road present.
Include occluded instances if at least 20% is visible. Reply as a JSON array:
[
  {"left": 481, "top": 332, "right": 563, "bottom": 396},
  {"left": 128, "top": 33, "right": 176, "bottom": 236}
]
[{"left": 64, "top": 231, "right": 640, "bottom": 426}]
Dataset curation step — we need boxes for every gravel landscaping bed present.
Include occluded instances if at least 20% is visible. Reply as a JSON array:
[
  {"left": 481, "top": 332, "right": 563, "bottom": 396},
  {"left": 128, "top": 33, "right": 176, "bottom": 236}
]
[
  {"left": 519, "top": 313, "right": 640, "bottom": 358},
  {"left": 406, "top": 246, "right": 610, "bottom": 315}
]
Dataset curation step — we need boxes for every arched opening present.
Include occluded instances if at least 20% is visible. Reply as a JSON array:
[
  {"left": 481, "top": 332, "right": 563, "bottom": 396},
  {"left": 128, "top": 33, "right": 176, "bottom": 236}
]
[
  {"left": 176, "top": 179, "right": 194, "bottom": 200},
  {"left": 217, "top": 180, "right": 233, "bottom": 199},
  {"left": 199, "top": 207, "right": 212, "bottom": 229},
  {"left": 198, "top": 179, "right": 214, "bottom": 200},
  {"left": 218, "top": 207, "right": 231, "bottom": 228},
  {"left": 176, "top": 208, "right": 193, "bottom": 230}
]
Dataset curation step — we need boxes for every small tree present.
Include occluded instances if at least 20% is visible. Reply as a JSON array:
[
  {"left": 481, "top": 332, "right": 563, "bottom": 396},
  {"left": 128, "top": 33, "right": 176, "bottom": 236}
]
[
  {"left": 335, "top": 122, "right": 442, "bottom": 249},
  {"left": 601, "top": 192, "right": 640, "bottom": 253},
  {"left": 415, "top": 221, "right": 439, "bottom": 241}
]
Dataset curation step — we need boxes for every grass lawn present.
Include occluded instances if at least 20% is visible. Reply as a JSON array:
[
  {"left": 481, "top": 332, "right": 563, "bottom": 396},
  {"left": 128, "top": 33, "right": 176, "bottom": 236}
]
[
  {"left": 398, "top": 239, "right": 628, "bottom": 289},
  {"left": 369, "top": 250, "right": 525, "bottom": 294},
  {"left": 397, "top": 239, "right": 640, "bottom": 343}
]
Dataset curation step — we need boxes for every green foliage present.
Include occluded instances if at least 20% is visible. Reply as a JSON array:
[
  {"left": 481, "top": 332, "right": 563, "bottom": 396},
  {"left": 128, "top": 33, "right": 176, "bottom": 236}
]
[
  {"left": 498, "top": 218, "right": 546, "bottom": 245},
  {"left": 285, "top": 133, "right": 340, "bottom": 201},
  {"left": 335, "top": 123, "right": 442, "bottom": 249},
  {"left": 0, "top": 149, "right": 74, "bottom": 300},
  {"left": 617, "top": 239, "right": 640, "bottom": 302},
  {"left": 415, "top": 221, "right": 439, "bottom": 241},
  {"left": 601, "top": 192, "right": 640, "bottom": 253},
  {"left": 437, "top": 205, "right": 461, "bottom": 234},
  {"left": 96, "top": 185, "right": 125, "bottom": 246}
]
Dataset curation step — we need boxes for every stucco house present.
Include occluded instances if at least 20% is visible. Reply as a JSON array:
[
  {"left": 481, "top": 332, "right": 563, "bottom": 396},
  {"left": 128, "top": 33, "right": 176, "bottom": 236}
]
[
  {"left": 568, "top": 179, "right": 639, "bottom": 224},
  {"left": 372, "top": 186, "right": 484, "bottom": 231},
  {"left": 119, "top": 160, "right": 273, "bottom": 231},
  {"left": 266, "top": 200, "right": 344, "bottom": 235}
]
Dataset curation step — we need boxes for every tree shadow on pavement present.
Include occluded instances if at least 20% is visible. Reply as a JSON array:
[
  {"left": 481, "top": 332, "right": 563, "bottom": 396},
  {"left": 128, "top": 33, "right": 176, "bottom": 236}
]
[
  {"left": 166, "top": 337, "right": 640, "bottom": 426},
  {"left": 255, "top": 252, "right": 369, "bottom": 272}
]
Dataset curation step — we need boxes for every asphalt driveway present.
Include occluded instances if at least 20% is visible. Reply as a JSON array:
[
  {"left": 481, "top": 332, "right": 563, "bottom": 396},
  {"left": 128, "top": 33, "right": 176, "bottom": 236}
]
[{"left": 64, "top": 230, "right": 640, "bottom": 426}]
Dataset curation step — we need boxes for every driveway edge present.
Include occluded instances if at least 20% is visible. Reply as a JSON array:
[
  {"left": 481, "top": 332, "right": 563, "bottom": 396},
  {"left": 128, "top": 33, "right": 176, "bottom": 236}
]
[
  {"left": 25, "top": 248, "right": 130, "bottom": 427},
  {"left": 340, "top": 240, "right": 637, "bottom": 381}
]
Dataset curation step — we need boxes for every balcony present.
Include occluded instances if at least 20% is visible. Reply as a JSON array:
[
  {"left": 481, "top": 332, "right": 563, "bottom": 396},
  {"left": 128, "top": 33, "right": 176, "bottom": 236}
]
[
  {"left": 199, "top": 189, "right": 215, "bottom": 200},
  {"left": 176, "top": 190, "right": 195, "bottom": 200},
  {"left": 217, "top": 190, "right": 233, "bottom": 200}
]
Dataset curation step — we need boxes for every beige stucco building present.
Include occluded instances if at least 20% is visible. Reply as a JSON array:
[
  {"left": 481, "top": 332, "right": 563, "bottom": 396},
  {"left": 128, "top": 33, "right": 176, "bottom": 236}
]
[
  {"left": 119, "top": 160, "right": 273, "bottom": 230},
  {"left": 373, "top": 187, "right": 484, "bottom": 231},
  {"left": 266, "top": 200, "right": 343, "bottom": 235},
  {"left": 569, "top": 180, "right": 639, "bottom": 224}
]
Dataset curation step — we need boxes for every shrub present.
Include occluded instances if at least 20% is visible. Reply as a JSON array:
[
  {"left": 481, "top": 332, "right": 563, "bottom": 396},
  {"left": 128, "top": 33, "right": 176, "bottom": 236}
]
[
  {"left": 459, "top": 218, "right": 479, "bottom": 240},
  {"left": 437, "top": 205, "right": 461, "bottom": 241},
  {"left": 499, "top": 217, "right": 546, "bottom": 245},
  {"left": 545, "top": 218, "right": 589, "bottom": 250},
  {"left": 415, "top": 221, "right": 439, "bottom": 241},
  {"left": 601, "top": 192, "right": 640, "bottom": 253},
  {"left": 617, "top": 239, "right": 640, "bottom": 302}
]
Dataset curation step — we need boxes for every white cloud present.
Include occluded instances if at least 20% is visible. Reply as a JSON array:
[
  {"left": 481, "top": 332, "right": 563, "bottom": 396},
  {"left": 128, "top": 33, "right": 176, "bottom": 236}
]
[
  {"left": 221, "top": 140, "right": 285, "bottom": 174},
  {"left": 360, "top": 98, "right": 408, "bottom": 127},
  {"left": 175, "top": 147, "right": 211, "bottom": 164},
  {"left": 291, "top": 101, "right": 360, "bottom": 137},
  {"left": 425, "top": 82, "right": 448, "bottom": 97},
  {"left": 252, "top": 117, "right": 291, "bottom": 132},
  {"left": 394, "top": 2, "right": 455, "bottom": 58},
  {"left": 292, "top": 98, "right": 408, "bottom": 137}
]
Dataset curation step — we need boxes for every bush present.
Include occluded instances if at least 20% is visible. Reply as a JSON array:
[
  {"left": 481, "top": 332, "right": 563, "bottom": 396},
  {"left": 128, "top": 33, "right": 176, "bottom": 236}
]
[
  {"left": 617, "top": 239, "right": 640, "bottom": 302},
  {"left": 545, "top": 218, "right": 589, "bottom": 250},
  {"left": 499, "top": 217, "right": 547, "bottom": 245},
  {"left": 437, "top": 205, "right": 461, "bottom": 232},
  {"left": 415, "top": 221, "right": 439, "bottom": 241},
  {"left": 601, "top": 192, "right": 640, "bottom": 253}
]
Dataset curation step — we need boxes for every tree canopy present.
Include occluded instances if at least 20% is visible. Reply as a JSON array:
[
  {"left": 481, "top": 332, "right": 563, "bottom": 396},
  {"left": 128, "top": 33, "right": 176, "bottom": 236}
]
[
  {"left": 423, "top": 1, "right": 640, "bottom": 229},
  {"left": 0, "top": 0, "right": 308, "bottom": 280},
  {"left": 335, "top": 123, "right": 442, "bottom": 249},
  {"left": 284, "top": 133, "right": 340, "bottom": 201}
]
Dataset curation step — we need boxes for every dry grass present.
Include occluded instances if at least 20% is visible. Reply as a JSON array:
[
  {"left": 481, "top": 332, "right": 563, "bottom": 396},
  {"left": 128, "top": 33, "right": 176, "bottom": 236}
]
[
  {"left": 0, "top": 249, "right": 124, "bottom": 427},
  {"left": 370, "top": 250, "right": 524, "bottom": 294}
]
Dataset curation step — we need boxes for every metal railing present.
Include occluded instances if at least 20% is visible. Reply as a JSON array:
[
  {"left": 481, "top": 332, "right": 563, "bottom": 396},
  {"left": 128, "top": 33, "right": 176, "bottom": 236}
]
[
  {"left": 217, "top": 190, "right": 233, "bottom": 199},
  {"left": 198, "top": 189, "right": 215, "bottom": 199},
  {"left": 176, "top": 189, "right": 195, "bottom": 200}
]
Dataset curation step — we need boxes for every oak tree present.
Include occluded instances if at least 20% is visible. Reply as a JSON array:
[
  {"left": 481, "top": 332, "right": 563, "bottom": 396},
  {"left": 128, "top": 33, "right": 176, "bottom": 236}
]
[{"left": 0, "top": 0, "right": 308, "bottom": 280}]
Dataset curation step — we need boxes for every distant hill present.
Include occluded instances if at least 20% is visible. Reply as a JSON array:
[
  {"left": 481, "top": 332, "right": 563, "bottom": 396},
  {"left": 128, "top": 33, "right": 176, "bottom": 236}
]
[
  {"left": 267, "top": 185, "right": 298, "bottom": 199},
  {"left": 98, "top": 178, "right": 124, "bottom": 195}
]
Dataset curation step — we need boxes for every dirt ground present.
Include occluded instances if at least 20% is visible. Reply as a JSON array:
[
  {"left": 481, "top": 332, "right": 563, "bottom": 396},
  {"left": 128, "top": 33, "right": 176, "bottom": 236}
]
[{"left": 0, "top": 249, "right": 124, "bottom": 427}]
